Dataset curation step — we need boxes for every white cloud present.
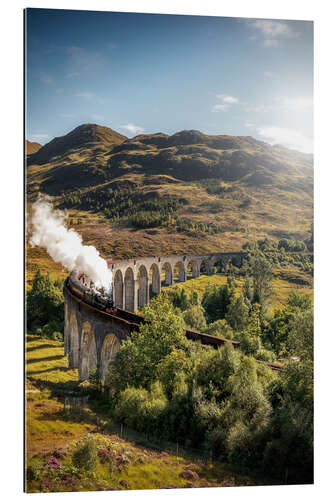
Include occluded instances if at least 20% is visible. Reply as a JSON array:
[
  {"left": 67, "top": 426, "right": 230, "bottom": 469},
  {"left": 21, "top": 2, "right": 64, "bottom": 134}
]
[
  {"left": 217, "top": 94, "right": 239, "bottom": 104},
  {"left": 74, "top": 91, "right": 95, "bottom": 98},
  {"left": 257, "top": 125, "right": 313, "bottom": 153},
  {"left": 212, "top": 94, "right": 239, "bottom": 112},
  {"left": 250, "top": 20, "right": 299, "bottom": 39},
  {"left": 212, "top": 104, "right": 229, "bottom": 113},
  {"left": 28, "top": 134, "right": 49, "bottom": 142},
  {"left": 244, "top": 122, "right": 255, "bottom": 128},
  {"left": 119, "top": 123, "right": 145, "bottom": 135},
  {"left": 247, "top": 19, "right": 299, "bottom": 48}
]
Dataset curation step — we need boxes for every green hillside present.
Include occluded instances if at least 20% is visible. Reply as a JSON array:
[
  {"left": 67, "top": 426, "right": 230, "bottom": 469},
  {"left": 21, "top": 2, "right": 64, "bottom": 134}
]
[{"left": 26, "top": 124, "right": 313, "bottom": 261}]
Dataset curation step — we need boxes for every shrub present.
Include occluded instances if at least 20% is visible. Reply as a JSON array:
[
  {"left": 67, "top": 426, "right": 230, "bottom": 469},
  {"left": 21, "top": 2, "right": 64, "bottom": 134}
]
[
  {"left": 44, "top": 457, "right": 61, "bottom": 469},
  {"left": 72, "top": 437, "right": 97, "bottom": 471},
  {"left": 205, "top": 319, "right": 233, "bottom": 339},
  {"left": 52, "top": 331, "right": 63, "bottom": 341},
  {"left": 238, "top": 331, "right": 261, "bottom": 356},
  {"left": 114, "top": 381, "right": 167, "bottom": 434},
  {"left": 183, "top": 305, "right": 207, "bottom": 331},
  {"left": 27, "top": 270, "right": 64, "bottom": 330},
  {"left": 26, "top": 461, "right": 41, "bottom": 482},
  {"left": 40, "top": 320, "right": 64, "bottom": 339},
  {"left": 98, "top": 448, "right": 113, "bottom": 464},
  {"left": 256, "top": 349, "right": 276, "bottom": 362}
]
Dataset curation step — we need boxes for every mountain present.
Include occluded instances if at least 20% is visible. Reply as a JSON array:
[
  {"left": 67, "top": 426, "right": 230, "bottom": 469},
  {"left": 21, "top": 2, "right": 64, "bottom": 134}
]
[
  {"left": 110, "top": 129, "right": 312, "bottom": 185},
  {"left": 26, "top": 124, "right": 313, "bottom": 258},
  {"left": 26, "top": 140, "right": 42, "bottom": 155},
  {"left": 28, "top": 123, "right": 127, "bottom": 164}
]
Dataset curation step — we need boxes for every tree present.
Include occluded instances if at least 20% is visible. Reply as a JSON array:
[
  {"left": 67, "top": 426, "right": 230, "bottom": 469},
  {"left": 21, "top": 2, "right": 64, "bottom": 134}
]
[
  {"left": 193, "top": 342, "right": 241, "bottom": 400},
  {"left": 108, "top": 295, "right": 188, "bottom": 391},
  {"left": 114, "top": 381, "right": 167, "bottom": 434},
  {"left": 27, "top": 269, "right": 64, "bottom": 330},
  {"left": 205, "top": 319, "right": 233, "bottom": 339},
  {"left": 246, "top": 303, "right": 262, "bottom": 338},
  {"left": 183, "top": 305, "right": 207, "bottom": 331},
  {"left": 287, "top": 309, "right": 313, "bottom": 361},
  {"left": 250, "top": 255, "right": 273, "bottom": 308},
  {"left": 238, "top": 303, "right": 262, "bottom": 356},
  {"left": 263, "top": 360, "right": 313, "bottom": 483},
  {"left": 287, "top": 290, "right": 312, "bottom": 311},
  {"left": 189, "top": 290, "right": 200, "bottom": 306},
  {"left": 172, "top": 288, "right": 189, "bottom": 311},
  {"left": 219, "top": 357, "right": 272, "bottom": 464},
  {"left": 266, "top": 291, "right": 312, "bottom": 357},
  {"left": 226, "top": 295, "right": 249, "bottom": 332},
  {"left": 243, "top": 275, "right": 253, "bottom": 306},
  {"left": 202, "top": 283, "right": 233, "bottom": 323},
  {"left": 158, "top": 349, "right": 190, "bottom": 398}
]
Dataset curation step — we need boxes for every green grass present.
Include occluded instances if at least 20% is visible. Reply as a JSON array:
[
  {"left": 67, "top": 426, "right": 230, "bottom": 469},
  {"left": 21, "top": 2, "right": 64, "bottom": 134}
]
[
  {"left": 25, "top": 335, "right": 277, "bottom": 492},
  {"left": 165, "top": 267, "right": 313, "bottom": 314}
]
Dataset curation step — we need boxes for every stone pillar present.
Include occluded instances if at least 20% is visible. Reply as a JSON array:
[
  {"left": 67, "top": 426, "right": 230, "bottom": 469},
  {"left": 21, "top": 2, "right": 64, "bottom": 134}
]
[
  {"left": 151, "top": 267, "right": 161, "bottom": 294},
  {"left": 133, "top": 278, "right": 139, "bottom": 312},
  {"left": 145, "top": 279, "right": 150, "bottom": 306},
  {"left": 165, "top": 266, "right": 173, "bottom": 285},
  {"left": 64, "top": 302, "right": 69, "bottom": 355},
  {"left": 193, "top": 262, "right": 200, "bottom": 278},
  {"left": 122, "top": 282, "right": 126, "bottom": 310}
]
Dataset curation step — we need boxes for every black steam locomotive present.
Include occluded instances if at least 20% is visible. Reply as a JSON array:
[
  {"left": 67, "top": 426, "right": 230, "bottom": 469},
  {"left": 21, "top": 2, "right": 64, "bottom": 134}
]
[{"left": 68, "top": 272, "right": 117, "bottom": 314}]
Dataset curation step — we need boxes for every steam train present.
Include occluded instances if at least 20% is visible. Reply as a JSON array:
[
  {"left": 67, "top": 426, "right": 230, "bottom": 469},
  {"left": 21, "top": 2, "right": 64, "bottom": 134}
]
[{"left": 68, "top": 271, "right": 117, "bottom": 315}]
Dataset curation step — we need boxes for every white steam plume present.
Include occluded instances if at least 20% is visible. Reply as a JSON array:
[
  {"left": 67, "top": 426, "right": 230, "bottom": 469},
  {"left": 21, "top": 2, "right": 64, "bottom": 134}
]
[{"left": 29, "top": 197, "right": 112, "bottom": 290}]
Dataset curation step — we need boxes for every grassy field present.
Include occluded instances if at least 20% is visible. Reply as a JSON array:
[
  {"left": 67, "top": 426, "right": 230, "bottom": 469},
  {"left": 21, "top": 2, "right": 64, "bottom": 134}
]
[
  {"left": 165, "top": 267, "right": 313, "bottom": 314},
  {"left": 25, "top": 335, "right": 277, "bottom": 493}
]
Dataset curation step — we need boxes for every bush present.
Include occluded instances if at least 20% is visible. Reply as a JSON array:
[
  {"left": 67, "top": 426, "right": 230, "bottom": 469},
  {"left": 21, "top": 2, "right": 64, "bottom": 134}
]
[
  {"left": 114, "top": 381, "right": 167, "bottom": 434},
  {"left": 26, "top": 461, "right": 41, "bottom": 482},
  {"left": 183, "top": 305, "right": 207, "bottom": 331},
  {"left": 238, "top": 332, "right": 261, "bottom": 356},
  {"left": 202, "top": 283, "right": 233, "bottom": 322},
  {"left": 27, "top": 270, "right": 64, "bottom": 331},
  {"left": 205, "top": 319, "right": 233, "bottom": 339},
  {"left": 52, "top": 331, "right": 63, "bottom": 341},
  {"left": 256, "top": 349, "right": 276, "bottom": 362},
  {"left": 40, "top": 320, "right": 64, "bottom": 340},
  {"left": 72, "top": 437, "right": 97, "bottom": 471}
]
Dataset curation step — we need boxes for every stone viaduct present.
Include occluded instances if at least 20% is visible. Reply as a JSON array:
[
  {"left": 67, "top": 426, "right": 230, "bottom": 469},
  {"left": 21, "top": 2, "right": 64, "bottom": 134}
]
[
  {"left": 63, "top": 252, "right": 249, "bottom": 384},
  {"left": 109, "top": 251, "right": 246, "bottom": 313}
]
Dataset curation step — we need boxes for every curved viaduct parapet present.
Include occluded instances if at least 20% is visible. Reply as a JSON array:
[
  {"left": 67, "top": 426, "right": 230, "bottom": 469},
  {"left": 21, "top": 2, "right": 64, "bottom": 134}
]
[
  {"left": 64, "top": 274, "right": 139, "bottom": 381},
  {"left": 63, "top": 262, "right": 250, "bottom": 382}
]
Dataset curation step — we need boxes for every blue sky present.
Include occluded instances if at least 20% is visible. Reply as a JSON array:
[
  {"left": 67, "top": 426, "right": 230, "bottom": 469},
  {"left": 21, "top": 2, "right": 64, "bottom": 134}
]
[{"left": 26, "top": 9, "right": 313, "bottom": 153}]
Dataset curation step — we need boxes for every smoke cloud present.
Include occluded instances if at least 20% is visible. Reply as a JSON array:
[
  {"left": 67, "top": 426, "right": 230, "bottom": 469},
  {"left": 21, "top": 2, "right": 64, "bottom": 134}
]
[{"left": 29, "top": 197, "right": 112, "bottom": 290}]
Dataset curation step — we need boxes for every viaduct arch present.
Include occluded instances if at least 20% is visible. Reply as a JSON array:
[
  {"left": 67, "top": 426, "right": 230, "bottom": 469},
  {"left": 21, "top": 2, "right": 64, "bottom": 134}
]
[
  {"left": 63, "top": 252, "right": 248, "bottom": 383},
  {"left": 109, "top": 251, "right": 246, "bottom": 313}
]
